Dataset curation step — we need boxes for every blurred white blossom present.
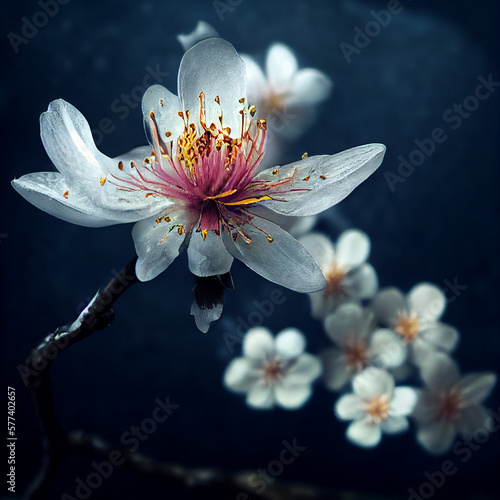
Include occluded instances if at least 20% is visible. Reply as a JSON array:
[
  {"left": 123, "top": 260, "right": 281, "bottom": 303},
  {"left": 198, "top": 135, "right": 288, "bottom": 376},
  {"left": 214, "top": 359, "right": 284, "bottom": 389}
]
[
  {"left": 335, "top": 367, "right": 417, "bottom": 448},
  {"left": 412, "top": 352, "right": 496, "bottom": 455},
  {"left": 299, "top": 230, "right": 378, "bottom": 320},
  {"left": 223, "top": 327, "right": 321, "bottom": 410}
]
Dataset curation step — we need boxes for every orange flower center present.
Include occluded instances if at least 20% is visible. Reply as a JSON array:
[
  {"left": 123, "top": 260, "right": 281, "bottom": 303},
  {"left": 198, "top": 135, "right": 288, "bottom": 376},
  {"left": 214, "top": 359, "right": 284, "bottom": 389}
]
[
  {"left": 324, "top": 261, "right": 346, "bottom": 297},
  {"left": 345, "top": 342, "right": 368, "bottom": 371},
  {"left": 437, "top": 388, "right": 466, "bottom": 422},
  {"left": 394, "top": 311, "right": 420, "bottom": 342},
  {"left": 366, "top": 395, "right": 390, "bottom": 423}
]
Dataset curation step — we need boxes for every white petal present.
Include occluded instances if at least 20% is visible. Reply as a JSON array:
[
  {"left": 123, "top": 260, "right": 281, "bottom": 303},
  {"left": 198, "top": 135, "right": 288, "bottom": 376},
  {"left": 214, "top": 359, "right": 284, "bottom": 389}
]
[
  {"left": 457, "top": 405, "right": 491, "bottom": 435},
  {"left": 286, "top": 68, "right": 332, "bottom": 106},
  {"left": 323, "top": 302, "right": 366, "bottom": 346},
  {"left": 274, "top": 384, "right": 312, "bottom": 409},
  {"left": 456, "top": 373, "right": 497, "bottom": 404},
  {"left": 12, "top": 173, "right": 119, "bottom": 227},
  {"left": 353, "top": 367, "right": 394, "bottom": 400},
  {"left": 381, "top": 416, "right": 409, "bottom": 435},
  {"left": 246, "top": 384, "right": 274, "bottom": 409},
  {"left": 266, "top": 43, "right": 298, "bottom": 92},
  {"left": 371, "top": 288, "right": 406, "bottom": 325},
  {"left": 369, "top": 329, "right": 408, "bottom": 369},
  {"left": 298, "top": 232, "right": 335, "bottom": 272},
  {"left": 241, "top": 54, "right": 268, "bottom": 107},
  {"left": 419, "top": 323, "right": 459, "bottom": 352},
  {"left": 190, "top": 299, "right": 223, "bottom": 333},
  {"left": 346, "top": 419, "right": 382, "bottom": 448},
  {"left": 132, "top": 215, "right": 188, "bottom": 281},
  {"left": 223, "top": 358, "right": 259, "bottom": 393},
  {"left": 177, "top": 20, "right": 218, "bottom": 52},
  {"left": 141, "top": 84, "right": 184, "bottom": 143},
  {"left": 222, "top": 215, "right": 326, "bottom": 293},
  {"left": 321, "top": 348, "right": 351, "bottom": 390},
  {"left": 390, "top": 387, "right": 418, "bottom": 416},
  {"left": 408, "top": 283, "right": 446, "bottom": 321},
  {"left": 416, "top": 421, "right": 456, "bottom": 455},
  {"left": 411, "top": 390, "right": 440, "bottom": 424},
  {"left": 40, "top": 99, "right": 112, "bottom": 180},
  {"left": 335, "top": 229, "right": 370, "bottom": 269},
  {"left": 243, "top": 327, "right": 274, "bottom": 360},
  {"left": 187, "top": 230, "right": 233, "bottom": 277},
  {"left": 178, "top": 38, "right": 246, "bottom": 136},
  {"left": 342, "top": 264, "right": 378, "bottom": 299},
  {"left": 309, "top": 289, "right": 341, "bottom": 321},
  {"left": 275, "top": 328, "right": 306, "bottom": 359},
  {"left": 258, "top": 144, "right": 386, "bottom": 217},
  {"left": 335, "top": 394, "right": 365, "bottom": 420},
  {"left": 284, "top": 353, "right": 322, "bottom": 385},
  {"left": 419, "top": 352, "right": 460, "bottom": 391}
]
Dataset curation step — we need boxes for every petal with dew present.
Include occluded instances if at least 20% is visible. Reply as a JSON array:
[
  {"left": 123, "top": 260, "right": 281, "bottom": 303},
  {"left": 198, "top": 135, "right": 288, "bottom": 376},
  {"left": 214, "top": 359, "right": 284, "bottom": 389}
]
[
  {"left": 258, "top": 144, "right": 386, "bottom": 217},
  {"left": 222, "top": 216, "right": 326, "bottom": 293},
  {"left": 188, "top": 230, "right": 233, "bottom": 277}
]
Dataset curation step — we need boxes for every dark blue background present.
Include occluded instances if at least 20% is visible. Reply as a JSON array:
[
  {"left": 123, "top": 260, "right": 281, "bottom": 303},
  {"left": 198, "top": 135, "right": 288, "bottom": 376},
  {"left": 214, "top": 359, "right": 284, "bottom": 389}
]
[{"left": 1, "top": 1, "right": 499, "bottom": 499}]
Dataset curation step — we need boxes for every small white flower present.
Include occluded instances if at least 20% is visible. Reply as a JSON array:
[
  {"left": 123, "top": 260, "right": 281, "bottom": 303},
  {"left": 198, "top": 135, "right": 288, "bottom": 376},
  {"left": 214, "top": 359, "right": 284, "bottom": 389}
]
[
  {"left": 242, "top": 43, "right": 332, "bottom": 139},
  {"left": 412, "top": 352, "right": 496, "bottom": 455},
  {"left": 322, "top": 303, "right": 407, "bottom": 390},
  {"left": 335, "top": 367, "right": 417, "bottom": 448},
  {"left": 371, "top": 283, "right": 459, "bottom": 364},
  {"left": 299, "top": 230, "right": 378, "bottom": 320},
  {"left": 223, "top": 327, "right": 322, "bottom": 410}
]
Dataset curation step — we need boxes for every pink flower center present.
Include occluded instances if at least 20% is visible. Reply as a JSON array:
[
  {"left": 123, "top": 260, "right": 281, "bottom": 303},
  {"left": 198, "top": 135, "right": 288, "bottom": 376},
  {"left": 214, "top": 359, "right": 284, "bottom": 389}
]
[
  {"left": 436, "top": 388, "right": 466, "bottom": 422},
  {"left": 324, "top": 261, "right": 346, "bottom": 298},
  {"left": 262, "top": 359, "right": 283, "bottom": 385}
]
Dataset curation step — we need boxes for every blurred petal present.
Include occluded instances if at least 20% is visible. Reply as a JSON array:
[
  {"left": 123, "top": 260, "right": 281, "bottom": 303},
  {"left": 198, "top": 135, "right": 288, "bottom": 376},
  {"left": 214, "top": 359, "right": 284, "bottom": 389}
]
[
  {"left": 419, "top": 323, "right": 459, "bottom": 352},
  {"left": 266, "top": 43, "right": 298, "bottom": 91},
  {"left": 346, "top": 419, "right": 382, "bottom": 448},
  {"left": 223, "top": 358, "right": 259, "bottom": 392},
  {"left": 335, "top": 394, "right": 365, "bottom": 420},
  {"left": 335, "top": 229, "right": 370, "bottom": 269},
  {"left": 258, "top": 144, "right": 386, "bottom": 217},
  {"left": 246, "top": 384, "right": 274, "bottom": 409},
  {"left": 342, "top": 264, "right": 378, "bottom": 299},
  {"left": 324, "top": 303, "right": 366, "bottom": 346},
  {"left": 285, "top": 353, "right": 322, "bottom": 384},
  {"left": 188, "top": 230, "right": 233, "bottom": 277},
  {"left": 456, "top": 373, "right": 497, "bottom": 404},
  {"left": 241, "top": 54, "right": 268, "bottom": 107},
  {"left": 457, "top": 405, "right": 491, "bottom": 435},
  {"left": 419, "top": 352, "right": 460, "bottom": 391},
  {"left": 177, "top": 20, "right": 218, "bottom": 51},
  {"left": 416, "top": 421, "right": 456, "bottom": 455},
  {"left": 275, "top": 384, "right": 312, "bottom": 409},
  {"left": 298, "top": 232, "right": 335, "bottom": 271},
  {"left": 287, "top": 68, "right": 332, "bottom": 106},
  {"left": 370, "top": 329, "right": 408, "bottom": 369},
  {"left": 353, "top": 367, "right": 394, "bottom": 400},
  {"left": 243, "top": 327, "right": 274, "bottom": 360},
  {"left": 321, "top": 348, "right": 351, "bottom": 390},
  {"left": 371, "top": 288, "right": 406, "bottom": 325},
  {"left": 408, "top": 283, "right": 446, "bottom": 321},
  {"left": 275, "top": 328, "right": 306, "bottom": 359},
  {"left": 381, "top": 416, "right": 409, "bottom": 434},
  {"left": 390, "top": 387, "right": 418, "bottom": 416}
]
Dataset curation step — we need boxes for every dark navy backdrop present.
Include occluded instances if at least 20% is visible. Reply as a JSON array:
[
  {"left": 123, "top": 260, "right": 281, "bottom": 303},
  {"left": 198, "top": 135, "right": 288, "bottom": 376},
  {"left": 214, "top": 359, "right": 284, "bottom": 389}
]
[{"left": 1, "top": 1, "right": 499, "bottom": 499}]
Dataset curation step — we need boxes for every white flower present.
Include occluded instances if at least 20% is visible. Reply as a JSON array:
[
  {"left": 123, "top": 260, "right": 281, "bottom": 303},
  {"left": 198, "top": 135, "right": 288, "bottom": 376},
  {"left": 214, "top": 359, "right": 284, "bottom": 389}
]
[
  {"left": 322, "top": 303, "right": 407, "bottom": 390},
  {"left": 12, "top": 38, "right": 385, "bottom": 301},
  {"left": 299, "top": 230, "right": 378, "bottom": 320},
  {"left": 223, "top": 327, "right": 322, "bottom": 410},
  {"left": 335, "top": 367, "right": 417, "bottom": 448},
  {"left": 177, "top": 21, "right": 219, "bottom": 52},
  {"left": 242, "top": 43, "right": 332, "bottom": 139},
  {"left": 372, "top": 283, "right": 459, "bottom": 364},
  {"left": 412, "top": 352, "right": 496, "bottom": 455}
]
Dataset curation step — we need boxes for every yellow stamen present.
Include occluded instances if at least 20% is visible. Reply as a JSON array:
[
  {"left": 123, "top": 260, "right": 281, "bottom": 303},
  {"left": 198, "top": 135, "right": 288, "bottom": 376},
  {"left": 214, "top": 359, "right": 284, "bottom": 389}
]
[{"left": 100, "top": 177, "right": 106, "bottom": 186}]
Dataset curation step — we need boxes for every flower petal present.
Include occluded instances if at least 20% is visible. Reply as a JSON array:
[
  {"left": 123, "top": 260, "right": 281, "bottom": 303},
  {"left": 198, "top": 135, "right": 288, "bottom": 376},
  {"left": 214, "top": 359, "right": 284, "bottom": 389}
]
[
  {"left": 342, "top": 264, "right": 378, "bottom": 299},
  {"left": 274, "top": 384, "right": 312, "bottom": 409},
  {"left": 246, "top": 384, "right": 274, "bottom": 409},
  {"left": 457, "top": 405, "right": 491, "bottom": 435},
  {"left": 222, "top": 216, "right": 326, "bottom": 293},
  {"left": 298, "top": 232, "right": 335, "bottom": 271},
  {"left": 419, "top": 352, "right": 460, "bottom": 391},
  {"left": 132, "top": 215, "right": 188, "bottom": 281},
  {"left": 371, "top": 288, "right": 406, "bottom": 325},
  {"left": 275, "top": 328, "right": 306, "bottom": 359},
  {"left": 266, "top": 43, "right": 298, "bottom": 92},
  {"left": 187, "top": 230, "right": 233, "bottom": 277},
  {"left": 286, "top": 68, "right": 333, "bottom": 106},
  {"left": 381, "top": 416, "right": 409, "bottom": 435},
  {"left": 335, "top": 230, "right": 370, "bottom": 269},
  {"left": 390, "top": 387, "right": 418, "bottom": 416},
  {"left": 346, "top": 418, "right": 382, "bottom": 448},
  {"left": 178, "top": 38, "right": 246, "bottom": 136},
  {"left": 190, "top": 299, "right": 223, "bottom": 333},
  {"left": 243, "top": 327, "right": 274, "bottom": 360},
  {"left": 241, "top": 54, "right": 268, "bottom": 108},
  {"left": 369, "top": 328, "right": 408, "bottom": 369},
  {"left": 419, "top": 323, "right": 459, "bottom": 352},
  {"left": 335, "top": 394, "right": 365, "bottom": 420},
  {"left": 416, "top": 421, "right": 456, "bottom": 455},
  {"left": 353, "top": 367, "right": 394, "bottom": 400},
  {"left": 258, "top": 144, "right": 386, "bottom": 217},
  {"left": 456, "top": 373, "right": 497, "bottom": 404},
  {"left": 284, "top": 353, "right": 322, "bottom": 384},
  {"left": 408, "top": 283, "right": 446, "bottom": 321},
  {"left": 12, "top": 173, "right": 119, "bottom": 227},
  {"left": 177, "top": 20, "right": 218, "bottom": 52},
  {"left": 324, "top": 303, "right": 366, "bottom": 346},
  {"left": 321, "top": 348, "right": 351, "bottom": 390},
  {"left": 223, "top": 358, "right": 259, "bottom": 393}
]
